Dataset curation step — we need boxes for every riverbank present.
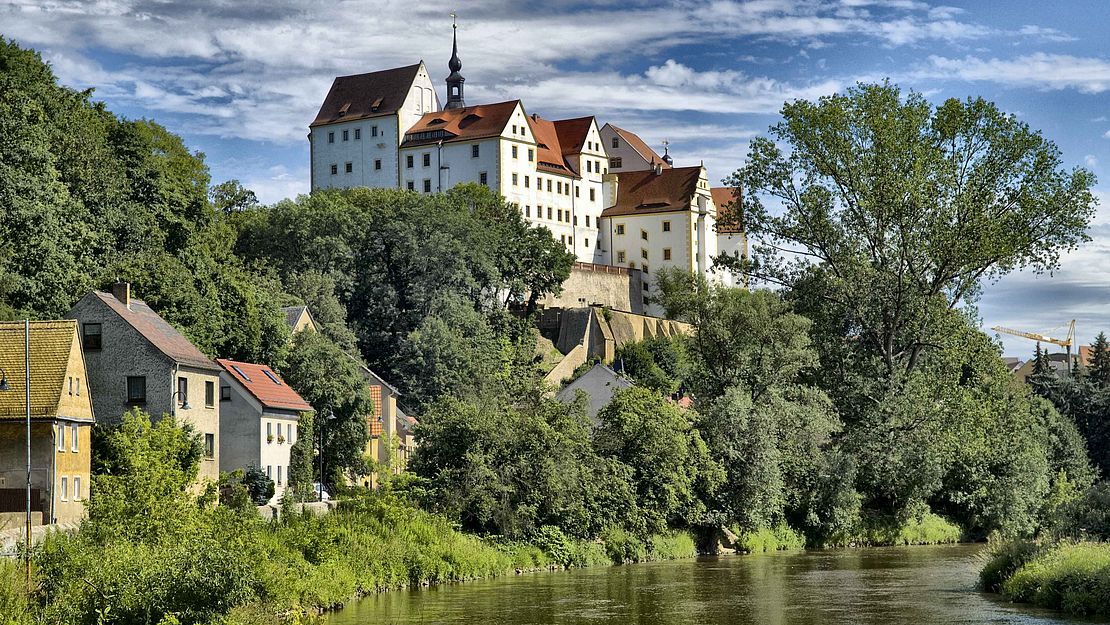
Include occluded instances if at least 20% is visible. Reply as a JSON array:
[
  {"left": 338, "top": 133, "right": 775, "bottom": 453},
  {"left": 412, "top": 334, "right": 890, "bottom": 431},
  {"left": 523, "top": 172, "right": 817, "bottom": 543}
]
[{"left": 980, "top": 541, "right": 1110, "bottom": 617}]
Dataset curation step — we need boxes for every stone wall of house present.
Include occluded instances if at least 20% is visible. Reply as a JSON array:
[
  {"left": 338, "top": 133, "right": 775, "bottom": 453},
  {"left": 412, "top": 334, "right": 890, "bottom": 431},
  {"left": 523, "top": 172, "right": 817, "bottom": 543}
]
[{"left": 541, "top": 262, "right": 645, "bottom": 314}]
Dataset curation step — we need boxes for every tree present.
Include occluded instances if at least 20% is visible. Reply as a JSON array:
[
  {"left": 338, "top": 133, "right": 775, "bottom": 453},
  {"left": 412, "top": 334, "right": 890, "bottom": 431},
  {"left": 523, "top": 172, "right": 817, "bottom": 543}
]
[
  {"left": 612, "top": 335, "right": 688, "bottom": 395},
  {"left": 1031, "top": 342, "right": 1053, "bottom": 378},
  {"left": 281, "top": 331, "right": 370, "bottom": 487},
  {"left": 727, "top": 82, "right": 1095, "bottom": 385},
  {"left": 1087, "top": 332, "right": 1110, "bottom": 386},
  {"left": 594, "top": 388, "right": 723, "bottom": 533},
  {"left": 240, "top": 465, "right": 275, "bottom": 505},
  {"left": 210, "top": 179, "right": 258, "bottom": 214},
  {"left": 287, "top": 411, "right": 315, "bottom": 501}
]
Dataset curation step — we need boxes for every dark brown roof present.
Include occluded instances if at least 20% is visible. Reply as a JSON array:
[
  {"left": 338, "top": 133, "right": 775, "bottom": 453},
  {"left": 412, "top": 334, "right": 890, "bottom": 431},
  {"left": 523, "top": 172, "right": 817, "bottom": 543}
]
[
  {"left": 602, "top": 166, "right": 703, "bottom": 218},
  {"left": 608, "top": 124, "right": 671, "bottom": 169},
  {"left": 552, "top": 116, "right": 595, "bottom": 157},
  {"left": 711, "top": 187, "right": 744, "bottom": 234},
  {"left": 401, "top": 100, "right": 520, "bottom": 148},
  {"left": 217, "top": 359, "right": 313, "bottom": 413},
  {"left": 527, "top": 114, "right": 576, "bottom": 176},
  {"left": 311, "top": 63, "right": 422, "bottom": 128},
  {"left": 90, "top": 291, "right": 220, "bottom": 371}
]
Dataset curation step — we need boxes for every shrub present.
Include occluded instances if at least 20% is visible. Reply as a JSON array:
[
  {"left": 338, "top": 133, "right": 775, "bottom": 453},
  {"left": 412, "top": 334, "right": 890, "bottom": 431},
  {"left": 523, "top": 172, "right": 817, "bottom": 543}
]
[
  {"left": 734, "top": 524, "right": 806, "bottom": 553},
  {"left": 1002, "top": 542, "right": 1110, "bottom": 616},
  {"left": 1053, "top": 482, "right": 1110, "bottom": 541},
  {"left": 979, "top": 540, "right": 1044, "bottom": 593},
  {"left": 0, "top": 559, "right": 30, "bottom": 625}
]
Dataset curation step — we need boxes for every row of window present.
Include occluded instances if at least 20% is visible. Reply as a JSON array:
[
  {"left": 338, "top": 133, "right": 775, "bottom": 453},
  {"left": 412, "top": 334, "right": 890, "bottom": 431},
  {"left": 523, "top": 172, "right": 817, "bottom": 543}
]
[
  {"left": 331, "top": 159, "right": 386, "bottom": 176},
  {"left": 266, "top": 464, "right": 287, "bottom": 486},
  {"left": 59, "top": 476, "right": 81, "bottom": 502},
  {"left": 510, "top": 144, "right": 535, "bottom": 162},
  {"left": 614, "top": 221, "right": 671, "bottom": 238},
  {"left": 66, "top": 376, "right": 81, "bottom": 396},
  {"left": 56, "top": 423, "right": 80, "bottom": 452},
  {"left": 520, "top": 205, "right": 596, "bottom": 229},
  {"left": 125, "top": 376, "right": 215, "bottom": 409},
  {"left": 614, "top": 248, "right": 672, "bottom": 265},
  {"left": 266, "top": 421, "right": 297, "bottom": 445},
  {"left": 326, "top": 126, "right": 380, "bottom": 143}
]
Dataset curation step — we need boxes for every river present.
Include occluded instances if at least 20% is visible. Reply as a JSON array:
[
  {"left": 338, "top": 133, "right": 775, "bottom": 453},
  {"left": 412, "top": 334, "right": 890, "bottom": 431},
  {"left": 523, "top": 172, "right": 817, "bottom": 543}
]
[{"left": 328, "top": 544, "right": 1107, "bottom": 625}]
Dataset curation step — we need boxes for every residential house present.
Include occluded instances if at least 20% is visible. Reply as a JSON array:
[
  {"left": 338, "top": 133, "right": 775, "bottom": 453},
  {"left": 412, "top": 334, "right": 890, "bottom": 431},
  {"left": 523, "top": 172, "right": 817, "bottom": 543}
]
[
  {"left": 217, "top": 359, "right": 313, "bottom": 503},
  {"left": 0, "top": 321, "right": 94, "bottom": 525},
  {"left": 282, "top": 305, "right": 318, "bottom": 335},
  {"left": 555, "top": 362, "right": 634, "bottom": 422},
  {"left": 352, "top": 359, "right": 410, "bottom": 488},
  {"left": 67, "top": 283, "right": 223, "bottom": 483}
]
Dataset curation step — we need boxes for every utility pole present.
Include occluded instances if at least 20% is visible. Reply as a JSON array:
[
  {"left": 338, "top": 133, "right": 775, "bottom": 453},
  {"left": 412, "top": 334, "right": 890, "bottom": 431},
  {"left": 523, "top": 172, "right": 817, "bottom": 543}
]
[{"left": 24, "top": 319, "right": 31, "bottom": 592}]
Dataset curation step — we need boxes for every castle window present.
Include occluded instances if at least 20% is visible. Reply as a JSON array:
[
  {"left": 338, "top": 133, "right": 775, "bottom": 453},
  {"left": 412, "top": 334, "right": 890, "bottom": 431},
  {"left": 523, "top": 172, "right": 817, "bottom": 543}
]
[
  {"left": 406, "top": 155, "right": 414, "bottom": 168},
  {"left": 586, "top": 216, "right": 591, "bottom": 227},
  {"left": 342, "top": 130, "right": 349, "bottom": 141},
  {"left": 610, "top": 157, "right": 622, "bottom": 168},
  {"left": 663, "top": 248, "right": 672, "bottom": 261},
  {"left": 663, "top": 221, "right": 671, "bottom": 232},
  {"left": 512, "top": 173, "right": 518, "bottom": 186},
  {"left": 641, "top": 249, "right": 649, "bottom": 260},
  {"left": 616, "top": 224, "right": 625, "bottom": 235},
  {"left": 328, "top": 132, "right": 334, "bottom": 144},
  {"left": 345, "top": 162, "right": 352, "bottom": 173},
  {"left": 641, "top": 229, "right": 648, "bottom": 241},
  {"left": 423, "top": 179, "right": 432, "bottom": 193},
  {"left": 586, "top": 161, "right": 592, "bottom": 173},
  {"left": 422, "top": 153, "right": 431, "bottom": 167},
  {"left": 547, "top": 179, "right": 552, "bottom": 192},
  {"left": 525, "top": 176, "right": 530, "bottom": 188},
  {"left": 472, "top": 144, "right": 480, "bottom": 158},
  {"left": 584, "top": 238, "right": 590, "bottom": 248},
  {"left": 512, "top": 145, "right": 518, "bottom": 158},
  {"left": 528, "top": 149, "right": 534, "bottom": 162},
  {"left": 547, "top": 207, "right": 553, "bottom": 220},
  {"left": 372, "top": 125, "right": 378, "bottom": 137},
  {"left": 525, "top": 205, "right": 531, "bottom": 217},
  {"left": 589, "top": 188, "right": 595, "bottom": 201},
  {"left": 480, "top": 171, "right": 488, "bottom": 186},
  {"left": 374, "top": 159, "right": 382, "bottom": 170},
  {"left": 407, "top": 181, "right": 414, "bottom": 190},
  {"left": 330, "top": 164, "right": 337, "bottom": 175},
  {"left": 617, "top": 251, "right": 626, "bottom": 263}
]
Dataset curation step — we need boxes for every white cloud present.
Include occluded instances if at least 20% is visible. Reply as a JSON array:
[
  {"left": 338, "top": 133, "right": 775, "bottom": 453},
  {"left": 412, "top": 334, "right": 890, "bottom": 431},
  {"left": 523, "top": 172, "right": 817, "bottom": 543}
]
[
  {"left": 1086, "top": 154, "right": 1099, "bottom": 168},
  {"left": 921, "top": 53, "right": 1110, "bottom": 93}
]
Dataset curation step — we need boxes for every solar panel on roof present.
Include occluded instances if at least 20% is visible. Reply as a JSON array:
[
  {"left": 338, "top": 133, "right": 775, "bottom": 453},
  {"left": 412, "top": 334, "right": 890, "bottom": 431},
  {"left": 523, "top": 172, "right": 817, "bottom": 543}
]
[
  {"left": 263, "top": 370, "right": 283, "bottom": 385},
  {"left": 231, "top": 365, "right": 251, "bottom": 382}
]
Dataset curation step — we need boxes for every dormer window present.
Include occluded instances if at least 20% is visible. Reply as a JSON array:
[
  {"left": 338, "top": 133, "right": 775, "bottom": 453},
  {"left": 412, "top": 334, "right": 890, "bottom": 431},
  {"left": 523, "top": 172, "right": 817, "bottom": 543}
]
[
  {"left": 338, "top": 102, "right": 351, "bottom": 117},
  {"left": 429, "top": 118, "right": 446, "bottom": 125},
  {"left": 370, "top": 97, "right": 384, "bottom": 112}
]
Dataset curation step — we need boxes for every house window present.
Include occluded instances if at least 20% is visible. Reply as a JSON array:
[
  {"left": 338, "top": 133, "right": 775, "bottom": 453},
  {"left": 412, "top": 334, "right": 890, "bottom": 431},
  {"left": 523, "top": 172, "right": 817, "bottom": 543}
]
[
  {"left": 512, "top": 145, "right": 518, "bottom": 158},
  {"left": 573, "top": 216, "right": 578, "bottom": 226},
  {"left": 372, "top": 125, "right": 378, "bottom": 137},
  {"left": 177, "top": 377, "right": 188, "bottom": 408},
  {"left": 584, "top": 238, "right": 590, "bottom": 248},
  {"left": 480, "top": 171, "right": 488, "bottom": 186},
  {"left": 422, "top": 153, "right": 431, "bottom": 167},
  {"left": 610, "top": 157, "right": 622, "bottom": 168},
  {"left": 537, "top": 176, "right": 542, "bottom": 190},
  {"left": 406, "top": 155, "right": 414, "bottom": 168},
  {"left": 590, "top": 188, "right": 595, "bottom": 201},
  {"left": 205, "top": 434, "right": 214, "bottom": 459},
  {"left": 328, "top": 132, "right": 335, "bottom": 144},
  {"left": 524, "top": 176, "right": 530, "bottom": 188},
  {"left": 267, "top": 465, "right": 272, "bottom": 479},
  {"left": 528, "top": 148, "right": 534, "bottom": 162},
  {"left": 407, "top": 181, "right": 415, "bottom": 191},
  {"left": 374, "top": 159, "right": 382, "bottom": 170},
  {"left": 472, "top": 144, "right": 480, "bottom": 158},
  {"left": 205, "top": 381, "right": 215, "bottom": 407},
  {"left": 575, "top": 186, "right": 580, "bottom": 198},
  {"left": 525, "top": 205, "right": 531, "bottom": 217},
  {"left": 342, "top": 129, "right": 349, "bottom": 141},
  {"left": 512, "top": 173, "right": 518, "bottom": 186},
  {"left": 663, "top": 221, "right": 671, "bottom": 232},
  {"left": 60, "top": 477, "right": 68, "bottom": 501},
  {"left": 330, "top": 164, "right": 338, "bottom": 176},
  {"left": 586, "top": 161, "right": 592, "bottom": 173},
  {"left": 547, "top": 207, "right": 553, "bottom": 220},
  {"left": 277, "top": 465, "right": 283, "bottom": 485},
  {"left": 82, "top": 323, "right": 102, "bottom": 350},
  {"left": 642, "top": 264, "right": 649, "bottom": 274},
  {"left": 616, "top": 224, "right": 625, "bottom": 235},
  {"left": 73, "top": 476, "right": 81, "bottom": 500},
  {"left": 127, "top": 376, "right": 146, "bottom": 404},
  {"left": 512, "top": 124, "right": 517, "bottom": 134},
  {"left": 277, "top": 423, "right": 283, "bottom": 440},
  {"left": 617, "top": 251, "right": 626, "bottom": 263},
  {"left": 611, "top": 137, "right": 619, "bottom": 148},
  {"left": 354, "top": 128, "right": 361, "bottom": 140},
  {"left": 586, "top": 215, "right": 591, "bottom": 227},
  {"left": 547, "top": 179, "right": 552, "bottom": 192},
  {"left": 345, "top": 162, "right": 353, "bottom": 173},
  {"left": 289, "top": 425, "right": 296, "bottom": 444},
  {"left": 423, "top": 179, "right": 432, "bottom": 193},
  {"left": 267, "top": 422, "right": 272, "bottom": 441},
  {"left": 557, "top": 209, "right": 563, "bottom": 222},
  {"left": 557, "top": 181, "right": 562, "bottom": 194},
  {"left": 642, "top": 249, "right": 649, "bottom": 260},
  {"left": 67, "top": 377, "right": 72, "bottom": 395},
  {"left": 641, "top": 229, "right": 648, "bottom": 241},
  {"left": 663, "top": 248, "right": 672, "bottom": 261},
  {"left": 71, "top": 424, "right": 78, "bottom": 452},
  {"left": 220, "top": 385, "right": 231, "bottom": 401},
  {"left": 57, "top": 424, "right": 65, "bottom": 451}
]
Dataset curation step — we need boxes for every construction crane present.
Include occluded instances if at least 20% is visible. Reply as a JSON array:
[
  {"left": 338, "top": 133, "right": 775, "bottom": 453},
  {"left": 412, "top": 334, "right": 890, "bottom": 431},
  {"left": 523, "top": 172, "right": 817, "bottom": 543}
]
[{"left": 992, "top": 320, "right": 1076, "bottom": 370}]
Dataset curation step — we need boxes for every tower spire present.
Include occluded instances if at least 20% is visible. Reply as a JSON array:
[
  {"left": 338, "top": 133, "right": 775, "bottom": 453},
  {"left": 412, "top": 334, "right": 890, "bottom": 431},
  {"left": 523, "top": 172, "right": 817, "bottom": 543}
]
[{"left": 445, "top": 12, "right": 466, "bottom": 109}]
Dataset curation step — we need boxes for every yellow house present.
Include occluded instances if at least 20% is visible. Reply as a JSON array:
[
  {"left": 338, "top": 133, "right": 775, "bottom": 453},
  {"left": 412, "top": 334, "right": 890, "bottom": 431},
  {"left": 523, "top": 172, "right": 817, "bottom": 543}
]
[
  {"left": 0, "top": 321, "right": 94, "bottom": 526},
  {"left": 282, "top": 306, "right": 319, "bottom": 335}
]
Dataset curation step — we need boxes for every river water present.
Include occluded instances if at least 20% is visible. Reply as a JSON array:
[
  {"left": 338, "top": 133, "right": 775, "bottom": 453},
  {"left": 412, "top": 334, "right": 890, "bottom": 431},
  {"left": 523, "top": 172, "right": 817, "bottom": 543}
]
[{"left": 328, "top": 544, "right": 1108, "bottom": 625}]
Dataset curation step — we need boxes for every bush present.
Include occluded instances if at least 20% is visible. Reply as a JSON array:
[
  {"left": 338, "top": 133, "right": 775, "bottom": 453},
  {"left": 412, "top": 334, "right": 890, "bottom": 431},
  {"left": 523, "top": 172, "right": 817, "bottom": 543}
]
[
  {"left": 856, "top": 511, "right": 962, "bottom": 547},
  {"left": 980, "top": 540, "right": 1044, "bottom": 593},
  {"left": 1002, "top": 542, "right": 1110, "bottom": 616},
  {"left": 734, "top": 524, "right": 806, "bottom": 553},
  {"left": 1053, "top": 482, "right": 1110, "bottom": 541},
  {"left": 0, "top": 559, "right": 30, "bottom": 625}
]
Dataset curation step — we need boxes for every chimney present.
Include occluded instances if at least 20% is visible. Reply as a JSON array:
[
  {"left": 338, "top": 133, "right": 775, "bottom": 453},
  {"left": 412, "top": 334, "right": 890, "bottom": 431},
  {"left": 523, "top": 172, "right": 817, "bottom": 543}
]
[
  {"left": 111, "top": 281, "right": 131, "bottom": 310},
  {"left": 653, "top": 161, "right": 663, "bottom": 175},
  {"left": 602, "top": 172, "right": 619, "bottom": 208}
]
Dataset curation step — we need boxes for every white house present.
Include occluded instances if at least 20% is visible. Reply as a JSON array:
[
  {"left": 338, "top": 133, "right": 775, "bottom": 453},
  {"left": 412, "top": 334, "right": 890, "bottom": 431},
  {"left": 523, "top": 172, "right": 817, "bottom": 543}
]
[
  {"left": 598, "top": 123, "right": 672, "bottom": 173},
  {"left": 711, "top": 186, "right": 748, "bottom": 288},
  {"left": 216, "top": 358, "right": 313, "bottom": 503},
  {"left": 599, "top": 165, "right": 719, "bottom": 313}
]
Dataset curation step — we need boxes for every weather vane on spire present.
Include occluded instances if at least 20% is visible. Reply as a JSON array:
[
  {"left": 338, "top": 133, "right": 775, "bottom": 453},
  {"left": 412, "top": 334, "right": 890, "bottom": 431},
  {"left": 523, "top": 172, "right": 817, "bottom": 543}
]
[
  {"left": 445, "top": 11, "right": 466, "bottom": 109},
  {"left": 451, "top": 11, "right": 457, "bottom": 28}
]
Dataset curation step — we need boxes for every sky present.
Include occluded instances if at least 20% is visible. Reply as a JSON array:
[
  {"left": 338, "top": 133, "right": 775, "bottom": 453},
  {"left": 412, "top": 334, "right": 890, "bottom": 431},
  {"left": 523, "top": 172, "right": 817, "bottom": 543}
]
[{"left": 3, "top": 0, "right": 1110, "bottom": 357}]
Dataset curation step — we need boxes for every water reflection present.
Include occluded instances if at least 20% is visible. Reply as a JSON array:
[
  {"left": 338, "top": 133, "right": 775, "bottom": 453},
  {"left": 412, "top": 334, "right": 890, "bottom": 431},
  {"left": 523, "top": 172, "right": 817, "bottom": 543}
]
[{"left": 329, "top": 545, "right": 1107, "bottom": 625}]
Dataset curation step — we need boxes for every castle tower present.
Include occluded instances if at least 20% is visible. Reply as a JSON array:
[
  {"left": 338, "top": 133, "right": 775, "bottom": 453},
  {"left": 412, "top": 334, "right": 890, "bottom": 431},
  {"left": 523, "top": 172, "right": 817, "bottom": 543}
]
[{"left": 445, "top": 13, "right": 466, "bottom": 109}]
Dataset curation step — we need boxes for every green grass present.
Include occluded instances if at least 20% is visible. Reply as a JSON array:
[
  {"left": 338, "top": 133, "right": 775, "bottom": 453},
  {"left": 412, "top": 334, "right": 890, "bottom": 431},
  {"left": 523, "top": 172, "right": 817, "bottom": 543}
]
[
  {"left": 1000, "top": 542, "right": 1110, "bottom": 616},
  {"left": 0, "top": 559, "right": 31, "bottom": 625},
  {"left": 733, "top": 524, "right": 806, "bottom": 553}
]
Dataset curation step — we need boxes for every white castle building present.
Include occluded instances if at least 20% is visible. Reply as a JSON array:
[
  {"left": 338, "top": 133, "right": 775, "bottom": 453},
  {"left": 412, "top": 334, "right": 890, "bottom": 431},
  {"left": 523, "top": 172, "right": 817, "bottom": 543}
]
[{"left": 308, "top": 22, "right": 746, "bottom": 302}]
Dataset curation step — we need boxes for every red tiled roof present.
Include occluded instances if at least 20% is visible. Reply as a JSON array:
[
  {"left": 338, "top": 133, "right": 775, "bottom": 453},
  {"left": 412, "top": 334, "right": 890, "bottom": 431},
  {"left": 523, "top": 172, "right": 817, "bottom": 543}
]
[
  {"left": 527, "top": 113, "right": 576, "bottom": 176},
  {"left": 90, "top": 291, "right": 219, "bottom": 371},
  {"left": 711, "top": 186, "right": 744, "bottom": 234},
  {"left": 608, "top": 124, "right": 671, "bottom": 169},
  {"left": 217, "top": 359, "right": 313, "bottom": 412},
  {"left": 311, "top": 63, "right": 422, "bottom": 128},
  {"left": 601, "top": 166, "right": 703, "bottom": 218},
  {"left": 401, "top": 100, "right": 520, "bottom": 148},
  {"left": 552, "top": 116, "right": 595, "bottom": 158}
]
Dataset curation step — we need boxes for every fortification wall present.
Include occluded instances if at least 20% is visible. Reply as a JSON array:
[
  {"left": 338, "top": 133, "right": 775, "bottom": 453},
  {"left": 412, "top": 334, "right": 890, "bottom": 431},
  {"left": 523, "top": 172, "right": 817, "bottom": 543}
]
[{"left": 543, "top": 263, "right": 645, "bottom": 315}]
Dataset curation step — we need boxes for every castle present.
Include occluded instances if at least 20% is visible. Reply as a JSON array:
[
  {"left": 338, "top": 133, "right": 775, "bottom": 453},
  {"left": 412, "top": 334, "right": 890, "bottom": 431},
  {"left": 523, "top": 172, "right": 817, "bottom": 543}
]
[{"left": 308, "top": 20, "right": 745, "bottom": 312}]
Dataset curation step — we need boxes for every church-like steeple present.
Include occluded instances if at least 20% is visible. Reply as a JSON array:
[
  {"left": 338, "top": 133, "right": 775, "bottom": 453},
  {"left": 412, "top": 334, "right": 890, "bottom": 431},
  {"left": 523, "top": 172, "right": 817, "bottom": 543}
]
[{"left": 445, "top": 13, "right": 466, "bottom": 109}]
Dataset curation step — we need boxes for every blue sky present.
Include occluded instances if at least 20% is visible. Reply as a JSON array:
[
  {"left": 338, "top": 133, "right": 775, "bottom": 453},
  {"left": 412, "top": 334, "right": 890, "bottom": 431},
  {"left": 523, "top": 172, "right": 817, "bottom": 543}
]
[{"left": 3, "top": 0, "right": 1110, "bottom": 357}]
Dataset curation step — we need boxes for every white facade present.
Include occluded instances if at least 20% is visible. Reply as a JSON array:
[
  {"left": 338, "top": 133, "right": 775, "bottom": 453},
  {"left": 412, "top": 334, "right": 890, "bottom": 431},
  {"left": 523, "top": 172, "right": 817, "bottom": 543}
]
[
  {"left": 599, "top": 123, "right": 669, "bottom": 174},
  {"left": 218, "top": 371, "right": 302, "bottom": 504},
  {"left": 310, "top": 62, "right": 439, "bottom": 192}
]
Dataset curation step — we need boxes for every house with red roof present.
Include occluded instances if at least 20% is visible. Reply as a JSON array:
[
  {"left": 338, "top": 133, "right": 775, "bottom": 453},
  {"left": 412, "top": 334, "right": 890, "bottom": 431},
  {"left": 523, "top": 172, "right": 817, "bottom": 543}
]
[{"left": 216, "top": 358, "right": 313, "bottom": 503}]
